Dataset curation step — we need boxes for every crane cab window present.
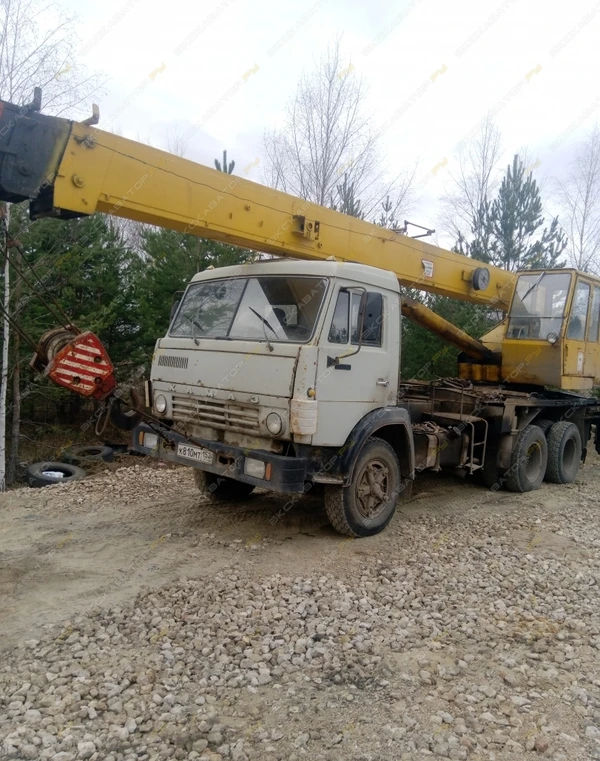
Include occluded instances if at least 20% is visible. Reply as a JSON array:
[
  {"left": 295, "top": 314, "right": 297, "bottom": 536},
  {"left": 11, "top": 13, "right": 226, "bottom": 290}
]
[
  {"left": 328, "top": 289, "right": 383, "bottom": 346},
  {"left": 507, "top": 272, "right": 571, "bottom": 340},
  {"left": 587, "top": 285, "right": 600, "bottom": 342},
  {"left": 567, "top": 281, "right": 590, "bottom": 340}
]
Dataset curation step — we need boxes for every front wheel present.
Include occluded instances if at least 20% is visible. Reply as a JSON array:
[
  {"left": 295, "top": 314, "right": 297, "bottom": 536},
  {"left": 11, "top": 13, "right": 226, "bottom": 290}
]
[
  {"left": 194, "top": 469, "right": 255, "bottom": 502},
  {"left": 324, "top": 437, "right": 402, "bottom": 537}
]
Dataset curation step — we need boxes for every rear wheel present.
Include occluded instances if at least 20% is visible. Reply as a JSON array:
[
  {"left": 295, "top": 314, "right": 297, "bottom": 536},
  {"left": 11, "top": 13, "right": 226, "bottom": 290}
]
[
  {"left": 545, "top": 421, "right": 582, "bottom": 484},
  {"left": 505, "top": 425, "right": 548, "bottom": 493},
  {"left": 324, "top": 437, "right": 402, "bottom": 537},
  {"left": 194, "top": 469, "right": 255, "bottom": 502}
]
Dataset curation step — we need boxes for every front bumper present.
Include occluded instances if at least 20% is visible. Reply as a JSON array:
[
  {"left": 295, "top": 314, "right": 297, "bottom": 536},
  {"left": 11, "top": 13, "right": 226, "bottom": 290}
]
[{"left": 132, "top": 423, "right": 308, "bottom": 493}]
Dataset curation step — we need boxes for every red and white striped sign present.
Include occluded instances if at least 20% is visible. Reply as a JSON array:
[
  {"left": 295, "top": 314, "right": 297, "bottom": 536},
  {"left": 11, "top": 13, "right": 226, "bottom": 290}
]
[{"left": 47, "top": 332, "right": 116, "bottom": 400}]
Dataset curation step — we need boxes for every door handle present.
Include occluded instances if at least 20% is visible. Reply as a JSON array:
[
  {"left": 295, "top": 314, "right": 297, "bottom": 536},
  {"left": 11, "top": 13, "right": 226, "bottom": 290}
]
[{"left": 376, "top": 379, "right": 389, "bottom": 387}]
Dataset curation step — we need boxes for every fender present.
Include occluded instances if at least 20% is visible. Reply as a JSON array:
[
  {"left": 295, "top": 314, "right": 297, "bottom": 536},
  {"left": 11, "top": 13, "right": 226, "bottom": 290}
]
[{"left": 338, "top": 406, "right": 415, "bottom": 486}]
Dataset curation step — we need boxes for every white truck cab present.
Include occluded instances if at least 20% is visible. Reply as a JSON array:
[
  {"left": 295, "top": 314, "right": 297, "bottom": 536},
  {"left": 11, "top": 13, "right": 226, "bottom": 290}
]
[{"left": 134, "top": 259, "right": 414, "bottom": 536}]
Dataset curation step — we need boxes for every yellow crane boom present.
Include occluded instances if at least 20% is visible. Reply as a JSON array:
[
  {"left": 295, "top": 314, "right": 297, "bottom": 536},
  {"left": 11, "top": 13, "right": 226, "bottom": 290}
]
[{"left": 0, "top": 98, "right": 516, "bottom": 317}]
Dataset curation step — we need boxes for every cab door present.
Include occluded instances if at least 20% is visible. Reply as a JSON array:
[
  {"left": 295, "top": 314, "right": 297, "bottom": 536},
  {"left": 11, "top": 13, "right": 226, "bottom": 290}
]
[
  {"left": 313, "top": 283, "right": 399, "bottom": 447},
  {"left": 563, "top": 277, "right": 600, "bottom": 387},
  {"left": 583, "top": 283, "right": 600, "bottom": 381}
]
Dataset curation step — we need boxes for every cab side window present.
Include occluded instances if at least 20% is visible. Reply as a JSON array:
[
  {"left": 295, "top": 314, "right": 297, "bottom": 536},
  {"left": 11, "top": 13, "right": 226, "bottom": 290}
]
[
  {"left": 328, "top": 289, "right": 383, "bottom": 346},
  {"left": 587, "top": 285, "right": 600, "bottom": 342},
  {"left": 567, "top": 281, "right": 590, "bottom": 340},
  {"left": 328, "top": 290, "right": 350, "bottom": 343},
  {"left": 352, "top": 292, "right": 383, "bottom": 346}
]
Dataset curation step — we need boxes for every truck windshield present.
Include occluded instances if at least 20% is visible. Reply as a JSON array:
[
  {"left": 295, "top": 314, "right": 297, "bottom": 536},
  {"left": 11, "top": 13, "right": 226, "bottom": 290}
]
[
  {"left": 507, "top": 272, "right": 572, "bottom": 339},
  {"left": 170, "top": 276, "right": 328, "bottom": 343}
]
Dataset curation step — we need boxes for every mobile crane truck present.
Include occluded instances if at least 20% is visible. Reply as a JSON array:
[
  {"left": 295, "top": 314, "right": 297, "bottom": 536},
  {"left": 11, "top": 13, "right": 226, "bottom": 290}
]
[{"left": 1, "top": 94, "right": 600, "bottom": 537}]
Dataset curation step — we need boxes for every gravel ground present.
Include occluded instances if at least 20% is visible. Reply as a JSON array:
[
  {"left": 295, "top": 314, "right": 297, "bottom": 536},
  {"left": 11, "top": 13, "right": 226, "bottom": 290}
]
[{"left": 1, "top": 459, "right": 599, "bottom": 761}]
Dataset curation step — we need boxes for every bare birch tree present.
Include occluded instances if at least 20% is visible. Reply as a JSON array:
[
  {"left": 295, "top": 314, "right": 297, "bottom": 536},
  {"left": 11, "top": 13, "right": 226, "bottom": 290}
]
[
  {"left": 0, "top": 205, "right": 10, "bottom": 491},
  {"left": 440, "top": 115, "right": 503, "bottom": 242},
  {"left": 0, "top": 0, "right": 100, "bottom": 489},
  {"left": 0, "top": 0, "right": 100, "bottom": 112},
  {"left": 554, "top": 124, "right": 600, "bottom": 274},
  {"left": 263, "top": 39, "right": 415, "bottom": 220}
]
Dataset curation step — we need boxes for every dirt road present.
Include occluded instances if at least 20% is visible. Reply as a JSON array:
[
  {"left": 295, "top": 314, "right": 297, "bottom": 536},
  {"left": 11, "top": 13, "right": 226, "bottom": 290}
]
[{"left": 0, "top": 459, "right": 599, "bottom": 760}]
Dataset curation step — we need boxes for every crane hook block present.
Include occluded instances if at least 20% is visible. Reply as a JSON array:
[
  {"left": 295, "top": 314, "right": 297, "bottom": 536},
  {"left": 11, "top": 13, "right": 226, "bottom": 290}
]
[{"left": 34, "top": 329, "right": 116, "bottom": 401}]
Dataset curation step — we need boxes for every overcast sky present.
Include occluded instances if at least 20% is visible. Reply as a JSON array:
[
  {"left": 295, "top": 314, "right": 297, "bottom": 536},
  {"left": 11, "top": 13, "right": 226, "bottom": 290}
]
[{"left": 59, "top": 0, "right": 600, "bottom": 242}]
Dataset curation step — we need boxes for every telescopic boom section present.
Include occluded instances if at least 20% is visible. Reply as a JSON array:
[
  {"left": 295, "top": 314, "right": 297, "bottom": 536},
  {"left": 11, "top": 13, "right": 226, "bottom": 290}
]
[{"left": 0, "top": 98, "right": 516, "bottom": 311}]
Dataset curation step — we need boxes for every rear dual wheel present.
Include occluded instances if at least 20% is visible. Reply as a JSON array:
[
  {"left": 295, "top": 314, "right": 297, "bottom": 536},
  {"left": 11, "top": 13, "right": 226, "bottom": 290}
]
[
  {"left": 545, "top": 421, "right": 582, "bottom": 484},
  {"left": 505, "top": 424, "right": 547, "bottom": 493},
  {"left": 504, "top": 421, "right": 582, "bottom": 493}
]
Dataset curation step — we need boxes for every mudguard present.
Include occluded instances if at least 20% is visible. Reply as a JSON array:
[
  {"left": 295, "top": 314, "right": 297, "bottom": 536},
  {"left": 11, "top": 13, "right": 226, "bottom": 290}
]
[{"left": 338, "top": 406, "right": 415, "bottom": 486}]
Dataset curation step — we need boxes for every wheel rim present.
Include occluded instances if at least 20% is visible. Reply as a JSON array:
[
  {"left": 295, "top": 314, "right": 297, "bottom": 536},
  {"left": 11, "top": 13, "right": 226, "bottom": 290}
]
[
  {"left": 525, "top": 441, "right": 543, "bottom": 481},
  {"left": 355, "top": 458, "right": 390, "bottom": 519}
]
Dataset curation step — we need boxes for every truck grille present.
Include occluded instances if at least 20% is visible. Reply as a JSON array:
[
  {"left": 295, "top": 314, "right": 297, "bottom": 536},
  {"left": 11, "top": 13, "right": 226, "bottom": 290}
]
[
  {"left": 172, "top": 394, "right": 260, "bottom": 435},
  {"left": 157, "top": 354, "right": 188, "bottom": 369}
]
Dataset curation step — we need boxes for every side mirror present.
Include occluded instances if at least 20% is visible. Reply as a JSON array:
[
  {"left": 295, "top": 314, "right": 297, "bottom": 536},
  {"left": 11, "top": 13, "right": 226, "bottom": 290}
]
[{"left": 170, "top": 290, "right": 184, "bottom": 322}]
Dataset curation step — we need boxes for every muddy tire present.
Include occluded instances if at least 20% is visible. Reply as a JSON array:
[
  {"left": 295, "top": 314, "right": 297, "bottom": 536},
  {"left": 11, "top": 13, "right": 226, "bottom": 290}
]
[
  {"left": 505, "top": 425, "right": 548, "bottom": 493},
  {"left": 194, "top": 469, "right": 255, "bottom": 501},
  {"left": 26, "top": 462, "right": 86, "bottom": 488},
  {"left": 324, "top": 437, "right": 401, "bottom": 537},
  {"left": 545, "top": 421, "right": 582, "bottom": 484}
]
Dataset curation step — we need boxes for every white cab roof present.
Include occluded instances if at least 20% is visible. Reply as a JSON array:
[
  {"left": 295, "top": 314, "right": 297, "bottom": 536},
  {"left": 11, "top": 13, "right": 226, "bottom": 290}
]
[{"left": 190, "top": 258, "right": 400, "bottom": 292}]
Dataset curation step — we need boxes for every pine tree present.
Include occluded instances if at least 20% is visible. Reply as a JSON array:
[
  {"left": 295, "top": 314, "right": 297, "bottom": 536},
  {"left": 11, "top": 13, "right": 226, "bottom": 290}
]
[
  {"left": 135, "top": 229, "right": 252, "bottom": 360},
  {"left": 458, "top": 197, "right": 495, "bottom": 262},
  {"left": 214, "top": 150, "right": 235, "bottom": 174},
  {"left": 0, "top": 210, "right": 143, "bottom": 480},
  {"left": 468, "top": 155, "right": 566, "bottom": 270},
  {"left": 330, "top": 174, "right": 363, "bottom": 218},
  {"left": 17, "top": 212, "right": 141, "bottom": 367},
  {"left": 378, "top": 195, "right": 400, "bottom": 230}
]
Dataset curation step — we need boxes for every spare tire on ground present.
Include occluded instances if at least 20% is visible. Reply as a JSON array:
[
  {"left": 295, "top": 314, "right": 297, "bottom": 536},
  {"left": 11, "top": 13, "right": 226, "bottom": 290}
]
[
  {"left": 61, "top": 445, "right": 114, "bottom": 465},
  {"left": 26, "top": 462, "right": 86, "bottom": 488}
]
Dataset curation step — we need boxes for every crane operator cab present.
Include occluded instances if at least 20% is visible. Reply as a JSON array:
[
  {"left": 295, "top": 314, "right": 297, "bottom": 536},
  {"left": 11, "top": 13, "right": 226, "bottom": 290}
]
[{"left": 501, "top": 269, "right": 600, "bottom": 390}]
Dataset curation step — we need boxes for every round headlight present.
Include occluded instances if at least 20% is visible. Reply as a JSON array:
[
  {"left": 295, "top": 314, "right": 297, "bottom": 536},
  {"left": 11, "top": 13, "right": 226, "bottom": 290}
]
[
  {"left": 154, "top": 394, "right": 167, "bottom": 414},
  {"left": 266, "top": 412, "right": 283, "bottom": 435}
]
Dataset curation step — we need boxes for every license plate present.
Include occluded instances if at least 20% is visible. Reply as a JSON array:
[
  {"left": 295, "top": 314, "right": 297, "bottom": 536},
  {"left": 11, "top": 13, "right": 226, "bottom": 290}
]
[{"left": 177, "top": 442, "right": 214, "bottom": 464}]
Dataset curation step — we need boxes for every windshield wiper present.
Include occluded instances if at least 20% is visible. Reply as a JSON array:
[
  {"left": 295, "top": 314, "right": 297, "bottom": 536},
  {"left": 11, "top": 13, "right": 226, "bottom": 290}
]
[
  {"left": 181, "top": 314, "right": 204, "bottom": 345},
  {"left": 519, "top": 272, "right": 546, "bottom": 306},
  {"left": 248, "top": 306, "right": 276, "bottom": 352}
]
